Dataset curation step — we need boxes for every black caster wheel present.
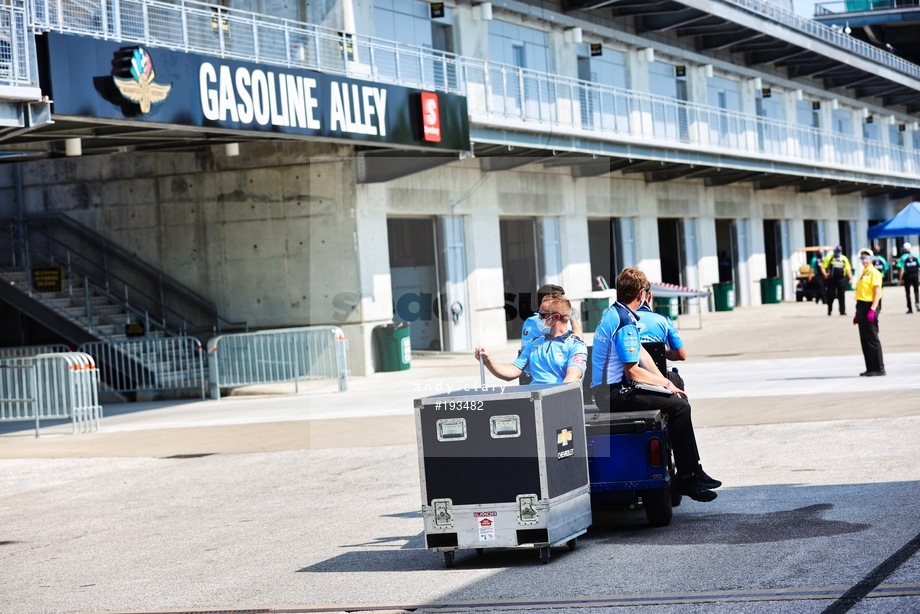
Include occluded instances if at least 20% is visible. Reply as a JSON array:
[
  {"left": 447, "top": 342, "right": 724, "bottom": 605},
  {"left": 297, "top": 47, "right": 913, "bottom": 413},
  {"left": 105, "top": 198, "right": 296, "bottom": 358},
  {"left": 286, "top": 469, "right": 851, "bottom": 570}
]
[
  {"left": 444, "top": 551, "right": 455, "bottom": 568},
  {"left": 538, "top": 546, "right": 550, "bottom": 564},
  {"left": 566, "top": 538, "right": 577, "bottom": 552}
]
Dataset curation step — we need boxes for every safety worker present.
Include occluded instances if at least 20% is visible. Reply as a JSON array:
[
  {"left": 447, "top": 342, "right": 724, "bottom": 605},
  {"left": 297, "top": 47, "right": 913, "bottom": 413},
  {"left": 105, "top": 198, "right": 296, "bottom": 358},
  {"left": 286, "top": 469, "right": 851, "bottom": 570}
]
[
  {"left": 896, "top": 242, "right": 920, "bottom": 314},
  {"left": 853, "top": 248, "right": 885, "bottom": 376},
  {"left": 475, "top": 294, "right": 586, "bottom": 384},
  {"left": 871, "top": 248, "right": 889, "bottom": 282},
  {"left": 822, "top": 245, "right": 853, "bottom": 316},
  {"left": 591, "top": 267, "right": 720, "bottom": 503}
]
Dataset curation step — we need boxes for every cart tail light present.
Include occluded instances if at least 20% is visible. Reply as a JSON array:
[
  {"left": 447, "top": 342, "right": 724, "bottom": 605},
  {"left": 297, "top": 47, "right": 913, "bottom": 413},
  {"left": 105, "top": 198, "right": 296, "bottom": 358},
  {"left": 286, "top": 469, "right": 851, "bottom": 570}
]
[
  {"left": 516, "top": 494, "right": 539, "bottom": 524},
  {"left": 648, "top": 437, "right": 663, "bottom": 467},
  {"left": 432, "top": 499, "right": 453, "bottom": 528}
]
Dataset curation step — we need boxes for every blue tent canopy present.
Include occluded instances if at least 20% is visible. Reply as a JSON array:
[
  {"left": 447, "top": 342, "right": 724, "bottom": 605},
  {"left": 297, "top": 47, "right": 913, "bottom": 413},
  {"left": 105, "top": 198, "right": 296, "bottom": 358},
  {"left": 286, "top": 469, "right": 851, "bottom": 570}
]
[{"left": 868, "top": 202, "right": 920, "bottom": 239}]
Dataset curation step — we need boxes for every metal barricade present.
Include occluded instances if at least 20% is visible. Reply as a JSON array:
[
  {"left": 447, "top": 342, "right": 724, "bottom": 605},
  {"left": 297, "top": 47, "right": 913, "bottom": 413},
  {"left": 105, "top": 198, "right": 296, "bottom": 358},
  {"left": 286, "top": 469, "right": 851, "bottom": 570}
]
[
  {"left": 0, "top": 344, "right": 69, "bottom": 358},
  {"left": 0, "top": 352, "right": 101, "bottom": 436},
  {"left": 78, "top": 337, "right": 206, "bottom": 399},
  {"left": 207, "top": 326, "right": 348, "bottom": 399}
]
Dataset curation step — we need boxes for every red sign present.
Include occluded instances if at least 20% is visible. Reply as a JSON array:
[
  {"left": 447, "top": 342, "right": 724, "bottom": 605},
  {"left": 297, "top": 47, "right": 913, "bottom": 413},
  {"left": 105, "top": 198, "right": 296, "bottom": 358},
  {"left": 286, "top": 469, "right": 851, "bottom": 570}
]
[
  {"left": 479, "top": 518, "right": 493, "bottom": 527},
  {"left": 421, "top": 91, "right": 441, "bottom": 142}
]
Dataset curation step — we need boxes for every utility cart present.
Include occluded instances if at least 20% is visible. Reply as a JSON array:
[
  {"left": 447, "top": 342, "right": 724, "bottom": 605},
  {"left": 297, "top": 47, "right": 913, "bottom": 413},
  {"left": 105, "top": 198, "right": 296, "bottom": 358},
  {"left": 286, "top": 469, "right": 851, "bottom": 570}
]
[{"left": 415, "top": 383, "right": 592, "bottom": 567}]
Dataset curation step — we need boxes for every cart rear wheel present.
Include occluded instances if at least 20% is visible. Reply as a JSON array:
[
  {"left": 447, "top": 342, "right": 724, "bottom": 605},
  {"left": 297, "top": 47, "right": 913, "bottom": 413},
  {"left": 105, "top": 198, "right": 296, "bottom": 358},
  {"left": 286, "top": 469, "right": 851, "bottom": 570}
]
[
  {"left": 566, "top": 538, "right": 577, "bottom": 552},
  {"left": 444, "top": 551, "right": 455, "bottom": 568},
  {"left": 642, "top": 487, "right": 673, "bottom": 527},
  {"left": 538, "top": 546, "right": 551, "bottom": 564}
]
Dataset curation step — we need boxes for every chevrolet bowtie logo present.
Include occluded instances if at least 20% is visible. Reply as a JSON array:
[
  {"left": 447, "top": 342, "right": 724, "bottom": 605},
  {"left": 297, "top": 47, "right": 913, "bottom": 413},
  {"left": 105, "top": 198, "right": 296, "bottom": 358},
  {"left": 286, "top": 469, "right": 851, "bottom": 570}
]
[
  {"left": 557, "top": 428, "right": 573, "bottom": 447},
  {"left": 113, "top": 47, "right": 171, "bottom": 114}
]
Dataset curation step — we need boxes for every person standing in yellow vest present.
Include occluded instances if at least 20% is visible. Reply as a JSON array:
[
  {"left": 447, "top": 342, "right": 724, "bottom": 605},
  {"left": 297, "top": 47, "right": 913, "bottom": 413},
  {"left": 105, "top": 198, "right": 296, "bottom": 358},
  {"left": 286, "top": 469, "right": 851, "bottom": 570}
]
[
  {"left": 853, "top": 248, "right": 885, "bottom": 377},
  {"left": 822, "top": 245, "right": 853, "bottom": 316}
]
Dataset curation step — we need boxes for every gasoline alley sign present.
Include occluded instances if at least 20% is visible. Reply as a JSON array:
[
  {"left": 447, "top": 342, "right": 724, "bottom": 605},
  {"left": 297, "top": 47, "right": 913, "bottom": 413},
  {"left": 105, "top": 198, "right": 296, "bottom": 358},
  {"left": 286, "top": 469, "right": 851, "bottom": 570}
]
[{"left": 40, "top": 33, "right": 470, "bottom": 152}]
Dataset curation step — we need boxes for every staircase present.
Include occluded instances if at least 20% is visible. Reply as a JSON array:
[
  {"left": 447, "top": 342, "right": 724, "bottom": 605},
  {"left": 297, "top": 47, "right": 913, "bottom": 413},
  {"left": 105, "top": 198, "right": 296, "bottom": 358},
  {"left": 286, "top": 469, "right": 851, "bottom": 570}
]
[{"left": 0, "top": 214, "right": 245, "bottom": 345}]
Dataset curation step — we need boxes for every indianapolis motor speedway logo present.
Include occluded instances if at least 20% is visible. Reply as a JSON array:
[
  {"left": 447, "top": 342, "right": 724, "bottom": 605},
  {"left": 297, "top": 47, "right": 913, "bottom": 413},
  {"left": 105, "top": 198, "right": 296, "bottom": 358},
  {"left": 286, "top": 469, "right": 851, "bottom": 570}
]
[{"left": 112, "top": 47, "right": 172, "bottom": 114}]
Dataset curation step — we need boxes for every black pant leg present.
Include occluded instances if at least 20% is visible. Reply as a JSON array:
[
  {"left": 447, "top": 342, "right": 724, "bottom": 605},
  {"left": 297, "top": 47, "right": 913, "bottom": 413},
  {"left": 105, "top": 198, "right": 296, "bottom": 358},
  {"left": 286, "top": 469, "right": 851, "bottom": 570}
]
[
  {"left": 836, "top": 280, "right": 846, "bottom": 314},
  {"left": 906, "top": 284, "right": 914, "bottom": 312},
  {"left": 607, "top": 388, "right": 701, "bottom": 477},
  {"left": 856, "top": 301, "right": 883, "bottom": 372}
]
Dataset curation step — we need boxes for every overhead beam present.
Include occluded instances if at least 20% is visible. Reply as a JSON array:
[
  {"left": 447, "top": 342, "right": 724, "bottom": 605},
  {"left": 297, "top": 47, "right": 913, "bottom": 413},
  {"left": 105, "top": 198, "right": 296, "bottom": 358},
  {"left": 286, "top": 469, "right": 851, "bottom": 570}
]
[
  {"left": 643, "top": 164, "right": 697, "bottom": 183},
  {"left": 704, "top": 171, "right": 765, "bottom": 187},
  {"left": 636, "top": 10, "right": 707, "bottom": 33},
  {"left": 746, "top": 48, "right": 809, "bottom": 66},
  {"left": 480, "top": 155, "right": 548, "bottom": 172},
  {"left": 697, "top": 30, "right": 760, "bottom": 51},
  {"left": 572, "top": 158, "right": 635, "bottom": 177},
  {"left": 754, "top": 175, "right": 802, "bottom": 190},
  {"left": 831, "top": 183, "right": 868, "bottom": 196},
  {"left": 795, "top": 180, "right": 839, "bottom": 194}
]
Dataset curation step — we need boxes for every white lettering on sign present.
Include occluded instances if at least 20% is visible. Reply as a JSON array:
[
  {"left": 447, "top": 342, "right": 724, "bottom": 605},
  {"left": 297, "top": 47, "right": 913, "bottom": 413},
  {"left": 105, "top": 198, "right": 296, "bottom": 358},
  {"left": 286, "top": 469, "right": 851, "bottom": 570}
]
[{"left": 200, "top": 61, "right": 385, "bottom": 136}]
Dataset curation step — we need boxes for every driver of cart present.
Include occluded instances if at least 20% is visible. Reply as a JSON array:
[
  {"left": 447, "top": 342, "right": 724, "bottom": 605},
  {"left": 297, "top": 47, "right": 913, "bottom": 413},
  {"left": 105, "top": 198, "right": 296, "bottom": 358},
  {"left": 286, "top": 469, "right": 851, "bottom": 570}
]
[
  {"left": 591, "top": 267, "right": 720, "bottom": 502},
  {"left": 475, "top": 295, "right": 587, "bottom": 384}
]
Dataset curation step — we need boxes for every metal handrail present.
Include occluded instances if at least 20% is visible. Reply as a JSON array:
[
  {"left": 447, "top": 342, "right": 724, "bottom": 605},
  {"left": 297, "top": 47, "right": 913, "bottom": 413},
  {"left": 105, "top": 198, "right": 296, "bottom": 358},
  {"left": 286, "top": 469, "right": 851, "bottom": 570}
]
[
  {"left": 464, "top": 58, "right": 920, "bottom": 179},
  {"left": 721, "top": 0, "right": 920, "bottom": 80},
  {"left": 21, "top": 213, "right": 246, "bottom": 334},
  {"left": 0, "top": 0, "right": 31, "bottom": 86}
]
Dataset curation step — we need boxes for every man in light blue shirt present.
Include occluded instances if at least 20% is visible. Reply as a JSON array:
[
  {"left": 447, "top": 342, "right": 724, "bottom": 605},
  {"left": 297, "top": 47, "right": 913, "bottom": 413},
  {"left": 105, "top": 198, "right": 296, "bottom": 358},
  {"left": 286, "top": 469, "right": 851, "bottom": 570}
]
[{"left": 476, "top": 295, "right": 586, "bottom": 384}]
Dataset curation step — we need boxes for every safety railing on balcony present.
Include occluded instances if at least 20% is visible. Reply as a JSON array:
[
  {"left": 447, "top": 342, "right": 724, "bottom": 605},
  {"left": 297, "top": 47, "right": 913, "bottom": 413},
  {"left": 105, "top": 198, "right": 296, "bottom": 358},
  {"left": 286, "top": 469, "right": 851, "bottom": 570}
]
[
  {"left": 465, "top": 58, "right": 920, "bottom": 179},
  {"left": 722, "top": 0, "right": 920, "bottom": 80},
  {"left": 29, "top": 0, "right": 463, "bottom": 94},
  {"left": 0, "top": 0, "right": 31, "bottom": 86},
  {"left": 24, "top": 0, "right": 920, "bottom": 182}
]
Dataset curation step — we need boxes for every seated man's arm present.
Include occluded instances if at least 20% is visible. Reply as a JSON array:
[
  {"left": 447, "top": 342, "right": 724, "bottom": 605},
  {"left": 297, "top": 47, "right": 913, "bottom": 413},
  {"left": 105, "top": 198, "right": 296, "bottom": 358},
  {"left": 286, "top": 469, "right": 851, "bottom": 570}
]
[
  {"left": 562, "top": 341, "right": 587, "bottom": 383},
  {"left": 474, "top": 347, "right": 523, "bottom": 381},
  {"left": 665, "top": 322, "right": 687, "bottom": 361}
]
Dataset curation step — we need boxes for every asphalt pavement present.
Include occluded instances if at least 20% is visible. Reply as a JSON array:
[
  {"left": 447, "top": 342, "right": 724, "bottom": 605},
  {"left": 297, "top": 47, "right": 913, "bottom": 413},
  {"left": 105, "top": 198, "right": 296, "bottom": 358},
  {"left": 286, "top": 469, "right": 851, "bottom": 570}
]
[{"left": 1, "top": 294, "right": 919, "bottom": 614}]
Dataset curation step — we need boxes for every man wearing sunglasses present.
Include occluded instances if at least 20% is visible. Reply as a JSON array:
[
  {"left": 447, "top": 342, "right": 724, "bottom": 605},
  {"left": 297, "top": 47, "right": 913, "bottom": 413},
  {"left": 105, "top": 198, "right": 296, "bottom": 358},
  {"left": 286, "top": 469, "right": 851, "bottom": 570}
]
[
  {"left": 591, "top": 267, "right": 719, "bottom": 503},
  {"left": 475, "top": 294, "right": 587, "bottom": 384}
]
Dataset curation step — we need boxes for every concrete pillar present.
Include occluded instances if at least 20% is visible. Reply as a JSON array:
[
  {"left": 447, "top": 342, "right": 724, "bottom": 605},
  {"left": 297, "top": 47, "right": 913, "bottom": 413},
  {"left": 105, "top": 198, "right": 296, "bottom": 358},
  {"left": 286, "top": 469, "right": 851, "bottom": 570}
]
[{"left": 627, "top": 47, "right": 653, "bottom": 136}]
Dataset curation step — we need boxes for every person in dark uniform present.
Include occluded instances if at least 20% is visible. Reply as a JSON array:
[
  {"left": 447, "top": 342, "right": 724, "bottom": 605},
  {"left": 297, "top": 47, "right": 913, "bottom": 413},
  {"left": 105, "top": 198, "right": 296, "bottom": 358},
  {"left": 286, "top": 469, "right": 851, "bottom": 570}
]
[
  {"left": 591, "top": 268, "right": 719, "bottom": 503},
  {"left": 475, "top": 294, "right": 587, "bottom": 385},
  {"left": 636, "top": 288, "right": 687, "bottom": 390},
  {"left": 821, "top": 245, "right": 852, "bottom": 316},
  {"left": 896, "top": 242, "right": 920, "bottom": 314},
  {"left": 871, "top": 249, "right": 889, "bottom": 281},
  {"left": 810, "top": 250, "right": 826, "bottom": 305}
]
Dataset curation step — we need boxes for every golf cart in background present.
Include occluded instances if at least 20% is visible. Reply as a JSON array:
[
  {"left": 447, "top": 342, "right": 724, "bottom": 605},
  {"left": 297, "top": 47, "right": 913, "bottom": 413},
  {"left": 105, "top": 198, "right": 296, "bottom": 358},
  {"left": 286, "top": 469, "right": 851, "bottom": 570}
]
[{"left": 793, "top": 246, "right": 832, "bottom": 303}]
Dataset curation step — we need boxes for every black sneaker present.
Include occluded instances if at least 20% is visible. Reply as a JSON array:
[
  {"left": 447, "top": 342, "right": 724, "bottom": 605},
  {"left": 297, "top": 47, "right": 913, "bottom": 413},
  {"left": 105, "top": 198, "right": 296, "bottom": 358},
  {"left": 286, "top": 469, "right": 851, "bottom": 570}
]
[
  {"left": 697, "top": 465, "right": 722, "bottom": 489},
  {"left": 866, "top": 370, "right": 886, "bottom": 377},
  {"left": 678, "top": 478, "right": 717, "bottom": 502}
]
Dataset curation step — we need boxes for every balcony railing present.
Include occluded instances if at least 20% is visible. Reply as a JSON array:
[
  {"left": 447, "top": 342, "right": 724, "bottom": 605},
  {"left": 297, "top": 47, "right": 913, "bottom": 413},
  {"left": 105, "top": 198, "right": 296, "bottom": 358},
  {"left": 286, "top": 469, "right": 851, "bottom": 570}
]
[
  {"left": 21, "top": 0, "right": 920, "bottom": 183},
  {"left": 722, "top": 0, "right": 920, "bottom": 80},
  {"left": 0, "top": 0, "right": 31, "bottom": 86}
]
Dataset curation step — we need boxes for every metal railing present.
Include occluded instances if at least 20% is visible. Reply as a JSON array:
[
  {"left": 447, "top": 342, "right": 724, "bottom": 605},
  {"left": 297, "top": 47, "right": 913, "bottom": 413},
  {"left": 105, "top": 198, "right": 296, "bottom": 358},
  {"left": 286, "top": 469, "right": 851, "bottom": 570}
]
[
  {"left": 0, "top": 351, "right": 101, "bottom": 436},
  {"left": 78, "top": 336, "right": 206, "bottom": 398},
  {"left": 9, "top": 214, "right": 246, "bottom": 336},
  {"left": 816, "top": 1, "right": 920, "bottom": 15},
  {"left": 207, "top": 326, "right": 348, "bottom": 399},
  {"left": 0, "top": 343, "right": 69, "bottom": 357},
  {"left": 466, "top": 59, "right": 920, "bottom": 179},
  {"left": 722, "top": 0, "right": 920, "bottom": 80},
  {"left": 0, "top": 0, "right": 31, "bottom": 86},
  {"left": 29, "top": 0, "right": 463, "bottom": 94}
]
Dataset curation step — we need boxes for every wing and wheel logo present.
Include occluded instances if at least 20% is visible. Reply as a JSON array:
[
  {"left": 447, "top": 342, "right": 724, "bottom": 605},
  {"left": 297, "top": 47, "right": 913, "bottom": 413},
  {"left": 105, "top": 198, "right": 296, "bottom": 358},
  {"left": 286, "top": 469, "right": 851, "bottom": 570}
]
[{"left": 112, "top": 47, "right": 171, "bottom": 114}]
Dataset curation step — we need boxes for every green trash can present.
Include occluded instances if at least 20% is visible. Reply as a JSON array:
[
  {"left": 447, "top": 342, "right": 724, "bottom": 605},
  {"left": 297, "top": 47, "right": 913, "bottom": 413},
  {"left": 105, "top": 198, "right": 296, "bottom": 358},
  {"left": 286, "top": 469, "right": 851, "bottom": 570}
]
[
  {"left": 713, "top": 282, "right": 735, "bottom": 312},
  {"left": 760, "top": 277, "right": 782, "bottom": 304},
  {"left": 653, "top": 296, "right": 679, "bottom": 321},
  {"left": 374, "top": 322, "right": 411, "bottom": 372},
  {"left": 581, "top": 297, "right": 611, "bottom": 333}
]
